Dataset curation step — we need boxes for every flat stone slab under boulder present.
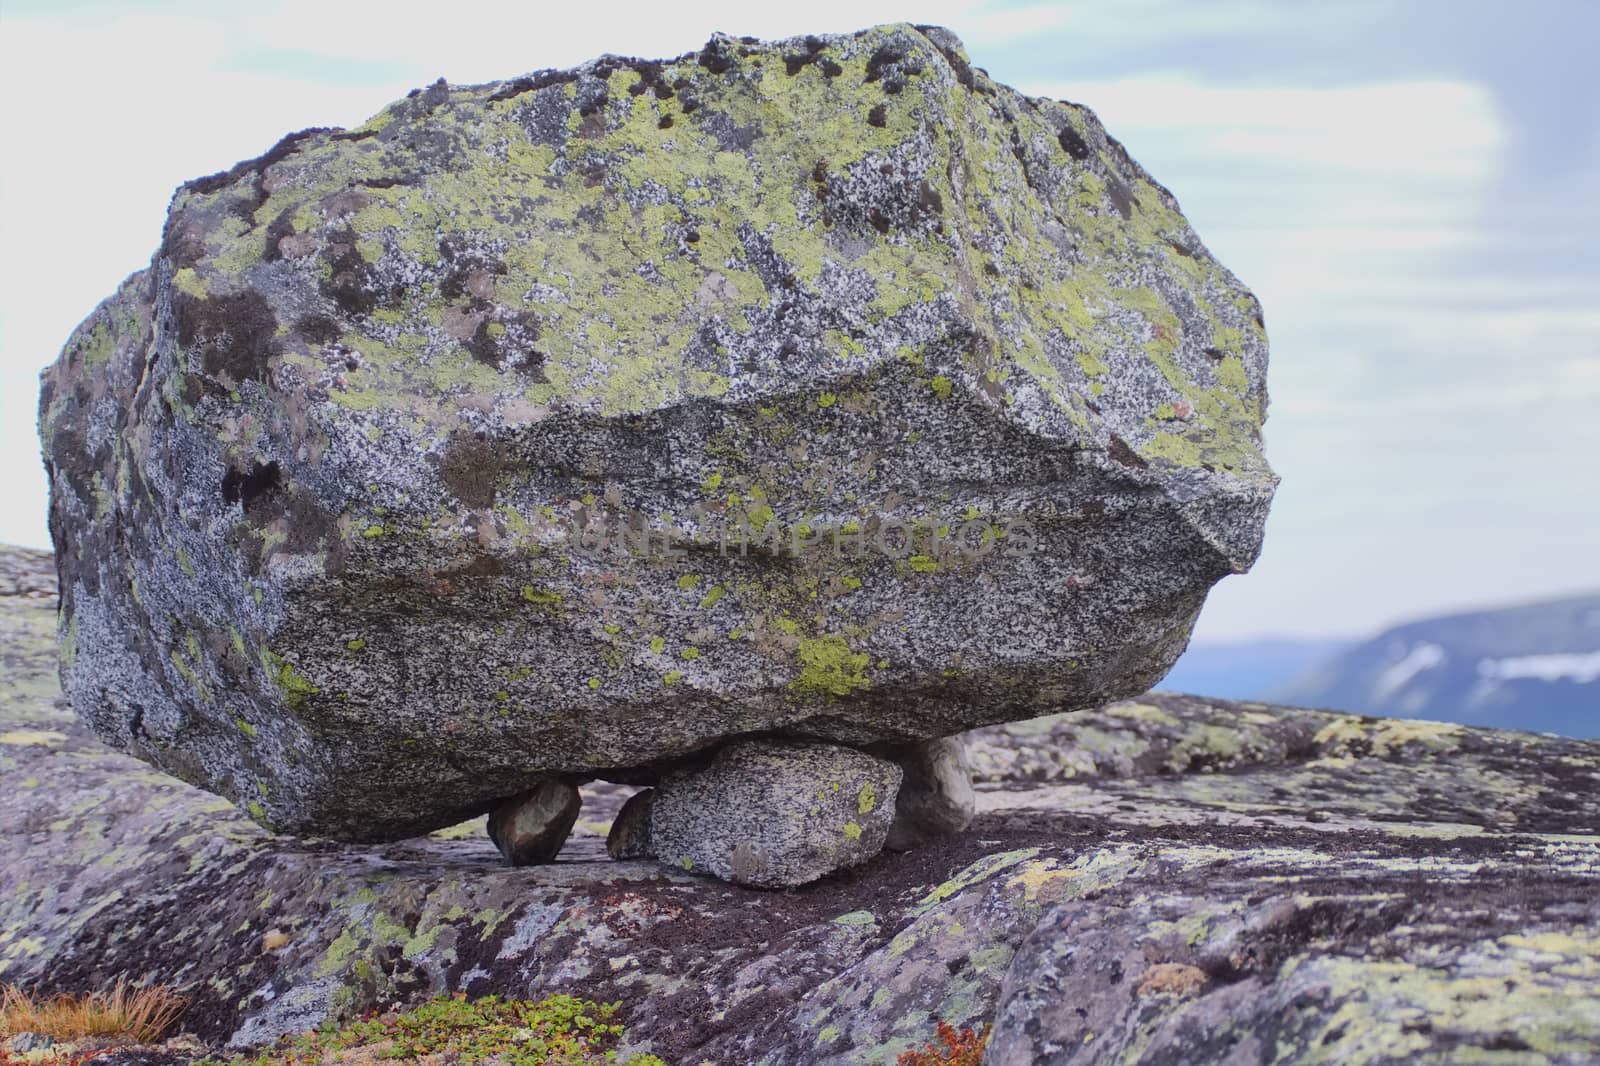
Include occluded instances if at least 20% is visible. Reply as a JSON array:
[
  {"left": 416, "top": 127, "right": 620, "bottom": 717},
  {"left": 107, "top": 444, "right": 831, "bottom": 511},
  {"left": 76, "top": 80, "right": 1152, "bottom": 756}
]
[
  {"left": 4, "top": 546, "right": 1597, "bottom": 1064},
  {"left": 38, "top": 24, "right": 1274, "bottom": 843}
]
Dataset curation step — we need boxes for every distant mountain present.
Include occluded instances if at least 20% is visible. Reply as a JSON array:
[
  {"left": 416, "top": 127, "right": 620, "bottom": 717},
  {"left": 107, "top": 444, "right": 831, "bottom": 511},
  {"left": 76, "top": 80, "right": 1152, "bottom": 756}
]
[
  {"left": 1271, "top": 593, "right": 1600, "bottom": 738},
  {"left": 1156, "top": 638, "right": 1355, "bottom": 701}
]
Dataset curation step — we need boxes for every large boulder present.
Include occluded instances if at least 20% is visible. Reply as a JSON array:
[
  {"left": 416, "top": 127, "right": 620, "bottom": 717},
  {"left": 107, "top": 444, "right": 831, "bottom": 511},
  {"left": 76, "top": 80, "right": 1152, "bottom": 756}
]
[{"left": 38, "top": 23, "right": 1274, "bottom": 840}]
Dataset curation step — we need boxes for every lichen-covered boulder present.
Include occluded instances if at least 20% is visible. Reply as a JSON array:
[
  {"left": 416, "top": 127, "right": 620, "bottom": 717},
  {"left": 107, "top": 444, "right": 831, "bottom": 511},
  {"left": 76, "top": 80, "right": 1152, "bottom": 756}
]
[
  {"left": 38, "top": 23, "right": 1274, "bottom": 840},
  {"left": 650, "top": 740, "right": 901, "bottom": 887}
]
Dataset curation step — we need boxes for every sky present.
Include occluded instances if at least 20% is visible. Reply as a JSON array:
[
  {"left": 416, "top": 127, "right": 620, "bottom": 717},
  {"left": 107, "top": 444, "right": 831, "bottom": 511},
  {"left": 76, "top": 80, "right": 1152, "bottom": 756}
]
[{"left": 1, "top": 0, "right": 1595, "bottom": 641}]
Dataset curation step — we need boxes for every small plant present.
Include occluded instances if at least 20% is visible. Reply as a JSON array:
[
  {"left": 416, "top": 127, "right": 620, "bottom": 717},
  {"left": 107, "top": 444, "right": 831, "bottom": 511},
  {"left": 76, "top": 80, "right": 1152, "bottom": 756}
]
[
  {"left": 0, "top": 981, "right": 186, "bottom": 1045},
  {"left": 897, "top": 1020, "right": 990, "bottom": 1066},
  {"left": 207, "top": 993, "right": 664, "bottom": 1066}
]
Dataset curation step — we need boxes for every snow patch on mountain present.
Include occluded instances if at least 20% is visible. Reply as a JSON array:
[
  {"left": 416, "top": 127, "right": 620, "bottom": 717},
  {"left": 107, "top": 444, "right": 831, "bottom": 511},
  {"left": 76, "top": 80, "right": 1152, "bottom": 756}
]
[
  {"left": 1477, "top": 651, "right": 1600, "bottom": 684},
  {"left": 1374, "top": 642, "right": 1446, "bottom": 699}
]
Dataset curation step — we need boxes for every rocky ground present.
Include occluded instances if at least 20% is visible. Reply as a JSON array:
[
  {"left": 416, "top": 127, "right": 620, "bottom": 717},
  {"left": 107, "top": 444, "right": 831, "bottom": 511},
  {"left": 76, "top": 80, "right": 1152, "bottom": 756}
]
[{"left": 4, "top": 544, "right": 1598, "bottom": 1064}]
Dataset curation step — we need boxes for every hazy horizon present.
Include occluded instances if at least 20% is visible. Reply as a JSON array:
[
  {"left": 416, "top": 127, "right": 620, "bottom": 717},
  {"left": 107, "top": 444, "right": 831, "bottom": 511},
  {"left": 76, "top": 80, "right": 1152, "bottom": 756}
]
[{"left": 3, "top": 0, "right": 1596, "bottom": 641}]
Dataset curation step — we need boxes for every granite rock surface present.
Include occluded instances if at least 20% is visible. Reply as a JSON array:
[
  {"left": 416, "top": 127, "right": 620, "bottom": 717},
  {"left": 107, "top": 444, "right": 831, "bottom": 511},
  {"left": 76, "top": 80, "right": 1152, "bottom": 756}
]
[{"left": 5, "top": 546, "right": 1596, "bottom": 1064}]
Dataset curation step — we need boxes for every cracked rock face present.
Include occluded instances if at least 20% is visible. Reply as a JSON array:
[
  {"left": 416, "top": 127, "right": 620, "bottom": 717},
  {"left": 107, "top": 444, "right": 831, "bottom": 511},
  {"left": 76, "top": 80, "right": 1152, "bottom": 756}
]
[{"left": 38, "top": 23, "right": 1274, "bottom": 840}]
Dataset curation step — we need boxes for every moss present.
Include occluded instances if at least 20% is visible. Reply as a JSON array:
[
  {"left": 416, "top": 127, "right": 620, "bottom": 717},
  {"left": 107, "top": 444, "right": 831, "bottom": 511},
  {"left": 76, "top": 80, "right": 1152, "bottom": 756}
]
[
  {"left": 205, "top": 993, "right": 665, "bottom": 1066},
  {"left": 928, "top": 374, "right": 953, "bottom": 399},
  {"left": 792, "top": 635, "right": 871, "bottom": 699}
]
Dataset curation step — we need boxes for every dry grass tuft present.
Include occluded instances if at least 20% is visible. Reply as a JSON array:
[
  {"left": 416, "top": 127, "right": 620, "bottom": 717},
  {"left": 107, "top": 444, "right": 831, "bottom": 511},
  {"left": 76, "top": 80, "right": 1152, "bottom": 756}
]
[
  {"left": 0, "top": 980, "right": 186, "bottom": 1043},
  {"left": 1134, "top": 961, "right": 1211, "bottom": 999}
]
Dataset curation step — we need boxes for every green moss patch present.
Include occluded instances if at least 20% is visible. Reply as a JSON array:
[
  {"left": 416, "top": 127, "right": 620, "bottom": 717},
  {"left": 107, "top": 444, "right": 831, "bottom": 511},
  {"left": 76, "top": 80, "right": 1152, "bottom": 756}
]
[{"left": 203, "top": 993, "right": 664, "bottom": 1066}]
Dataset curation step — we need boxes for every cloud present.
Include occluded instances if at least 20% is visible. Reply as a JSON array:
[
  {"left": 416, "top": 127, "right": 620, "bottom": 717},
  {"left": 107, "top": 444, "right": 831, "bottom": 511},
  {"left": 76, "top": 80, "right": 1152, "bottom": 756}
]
[
  {"left": 1032, "top": 78, "right": 1505, "bottom": 180},
  {"left": 230, "top": 0, "right": 1073, "bottom": 78},
  {"left": 0, "top": 12, "right": 412, "bottom": 549},
  {"left": 1021, "top": 74, "right": 1597, "bottom": 637}
]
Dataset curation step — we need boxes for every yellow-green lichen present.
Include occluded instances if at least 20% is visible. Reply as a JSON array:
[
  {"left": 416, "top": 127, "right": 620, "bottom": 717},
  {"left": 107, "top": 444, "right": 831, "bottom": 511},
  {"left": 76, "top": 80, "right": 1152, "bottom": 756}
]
[
  {"left": 792, "top": 635, "right": 871, "bottom": 699},
  {"left": 520, "top": 585, "right": 564, "bottom": 612},
  {"left": 260, "top": 648, "right": 319, "bottom": 711}
]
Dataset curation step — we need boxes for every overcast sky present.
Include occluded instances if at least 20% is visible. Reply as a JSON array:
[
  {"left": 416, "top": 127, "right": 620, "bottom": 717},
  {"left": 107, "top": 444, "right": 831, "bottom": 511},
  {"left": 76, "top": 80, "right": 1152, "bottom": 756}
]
[{"left": 2, "top": 0, "right": 1595, "bottom": 640}]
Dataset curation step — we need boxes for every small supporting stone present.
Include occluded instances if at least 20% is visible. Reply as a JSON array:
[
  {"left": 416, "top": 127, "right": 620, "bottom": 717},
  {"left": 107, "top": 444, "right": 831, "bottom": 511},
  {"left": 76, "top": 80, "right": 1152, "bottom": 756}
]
[
  {"left": 606, "top": 788, "right": 655, "bottom": 860},
  {"left": 884, "top": 736, "right": 976, "bottom": 852},
  {"left": 487, "top": 778, "right": 581, "bottom": 866},
  {"left": 650, "top": 739, "right": 902, "bottom": 888}
]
